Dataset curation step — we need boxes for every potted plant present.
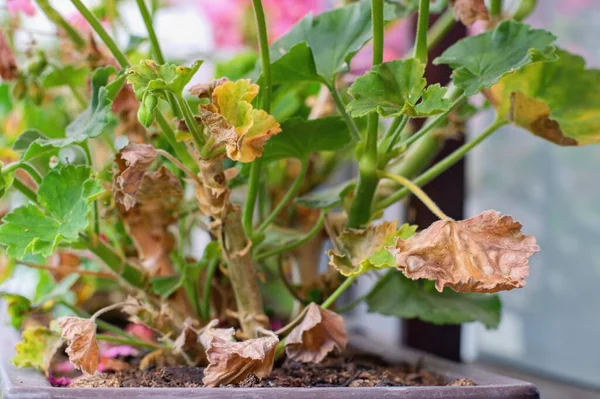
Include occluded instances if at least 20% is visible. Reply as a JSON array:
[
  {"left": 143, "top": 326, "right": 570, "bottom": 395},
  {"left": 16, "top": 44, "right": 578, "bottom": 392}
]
[{"left": 0, "top": 0, "right": 594, "bottom": 396}]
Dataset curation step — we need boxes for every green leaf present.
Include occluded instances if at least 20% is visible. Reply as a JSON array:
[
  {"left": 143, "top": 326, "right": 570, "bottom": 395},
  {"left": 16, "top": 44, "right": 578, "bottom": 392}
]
[
  {"left": 42, "top": 66, "right": 90, "bottom": 89},
  {"left": 18, "top": 67, "right": 121, "bottom": 162},
  {"left": 0, "top": 165, "right": 103, "bottom": 258},
  {"left": 489, "top": 48, "right": 600, "bottom": 146},
  {"left": 151, "top": 275, "right": 182, "bottom": 298},
  {"left": 0, "top": 161, "right": 15, "bottom": 199},
  {"left": 12, "top": 325, "right": 63, "bottom": 375},
  {"left": 262, "top": 117, "right": 351, "bottom": 162},
  {"left": 295, "top": 180, "right": 355, "bottom": 210},
  {"left": 12, "top": 129, "right": 48, "bottom": 152},
  {"left": 0, "top": 293, "right": 31, "bottom": 329},
  {"left": 347, "top": 58, "right": 450, "bottom": 118},
  {"left": 127, "top": 59, "right": 203, "bottom": 100},
  {"left": 367, "top": 271, "right": 501, "bottom": 328},
  {"left": 215, "top": 51, "right": 258, "bottom": 80},
  {"left": 433, "top": 20, "right": 557, "bottom": 96},
  {"left": 269, "top": 1, "right": 373, "bottom": 85},
  {"left": 32, "top": 273, "right": 80, "bottom": 307}
]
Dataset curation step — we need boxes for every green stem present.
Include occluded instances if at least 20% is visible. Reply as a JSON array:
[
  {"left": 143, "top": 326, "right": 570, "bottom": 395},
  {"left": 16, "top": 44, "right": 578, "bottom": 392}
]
[
  {"left": 252, "top": 0, "right": 272, "bottom": 112},
  {"left": 347, "top": 0, "right": 384, "bottom": 228},
  {"left": 257, "top": 160, "right": 308, "bottom": 234},
  {"left": 201, "top": 258, "right": 219, "bottom": 321},
  {"left": 96, "top": 334, "right": 162, "bottom": 350},
  {"left": 255, "top": 212, "right": 325, "bottom": 261},
  {"left": 322, "top": 275, "right": 357, "bottom": 309},
  {"left": 243, "top": 159, "right": 262, "bottom": 235},
  {"left": 16, "top": 163, "right": 42, "bottom": 185},
  {"left": 336, "top": 293, "right": 368, "bottom": 313},
  {"left": 375, "top": 118, "right": 508, "bottom": 211},
  {"left": 154, "top": 112, "right": 199, "bottom": 174},
  {"left": 377, "top": 170, "right": 449, "bottom": 220},
  {"left": 490, "top": 0, "right": 502, "bottom": 17},
  {"left": 135, "top": 0, "right": 181, "bottom": 119},
  {"left": 70, "top": 0, "right": 129, "bottom": 69},
  {"left": 12, "top": 179, "right": 37, "bottom": 204},
  {"left": 426, "top": 8, "right": 456, "bottom": 50},
  {"left": 380, "top": 115, "right": 409, "bottom": 156},
  {"left": 327, "top": 83, "right": 361, "bottom": 142},
  {"left": 83, "top": 238, "right": 146, "bottom": 289},
  {"left": 36, "top": 0, "right": 86, "bottom": 50},
  {"left": 399, "top": 93, "right": 467, "bottom": 149},
  {"left": 175, "top": 93, "right": 205, "bottom": 149},
  {"left": 414, "top": 0, "right": 430, "bottom": 64}
]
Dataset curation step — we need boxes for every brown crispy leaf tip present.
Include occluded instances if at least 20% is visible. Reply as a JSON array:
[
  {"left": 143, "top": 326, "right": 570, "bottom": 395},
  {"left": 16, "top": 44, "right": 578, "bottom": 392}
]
[
  {"left": 450, "top": 0, "right": 490, "bottom": 26},
  {"left": 0, "top": 31, "right": 18, "bottom": 81},
  {"left": 390, "top": 210, "right": 540, "bottom": 293},
  {"left": 56, "top": 316, "right": 100, "bottom": 375},
  {"left": 200, "top": 320, "right": 279, "bottom": 387},
  {"left": 113, "top": 143, "right": 158, "bottom": 210},
  {"left": 285, "top": 303, "right": 348, "bottom": 363}
]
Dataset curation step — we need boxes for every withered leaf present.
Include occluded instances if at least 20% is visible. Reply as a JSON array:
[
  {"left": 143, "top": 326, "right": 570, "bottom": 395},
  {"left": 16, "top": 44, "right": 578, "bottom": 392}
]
[
  {"left": 285, "top": 303, "right": 347, "bottom": 363},
  {"left": 200, "top": 320, "right": 278, "bottom": 387},
  {"left": 114, "top": 143, "right": 158, "bottom": 210},
  {"left": 0, "top": 31, "right": 18, "bottom": 81},
  {"left": 57, "top": 316, "right": 100, "bottom": 375},
  {"left": 189, "top": 77, "right": 230, "bottom": 99},
  {"left": 390, "top": 210, "right": 540, "bottom": 293},
  {"left": 450, "top": 0, "right": 489, "bottom": 26},
  {"left": 172, "top": 317, "right": 201, "bottom": 354}
]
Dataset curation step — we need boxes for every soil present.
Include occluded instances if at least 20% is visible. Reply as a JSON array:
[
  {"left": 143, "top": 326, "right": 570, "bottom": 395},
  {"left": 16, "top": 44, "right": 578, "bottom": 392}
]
[{"left": 69, "top": 352, "right": 475, "bottom": 389}]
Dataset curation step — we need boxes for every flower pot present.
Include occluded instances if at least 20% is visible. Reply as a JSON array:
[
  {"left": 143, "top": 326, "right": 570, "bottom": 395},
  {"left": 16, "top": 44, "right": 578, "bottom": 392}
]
[{"left": 0, "top": 316, "right": 538, "bottom": 399}]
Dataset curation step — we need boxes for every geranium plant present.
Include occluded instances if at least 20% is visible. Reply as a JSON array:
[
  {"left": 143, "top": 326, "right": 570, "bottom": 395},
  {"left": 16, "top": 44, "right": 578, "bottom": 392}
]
[{"left": 0, "top": 0, "right": 596, "bottom": 388}]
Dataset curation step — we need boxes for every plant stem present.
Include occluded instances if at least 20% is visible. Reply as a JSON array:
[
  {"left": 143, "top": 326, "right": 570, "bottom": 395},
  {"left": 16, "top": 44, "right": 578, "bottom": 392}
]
[
  {"left": 426, "top": 8, "right": 456, "bottom": 50},
  {"left": 399, "top": 93, "right": 467, "bottom": 149},
  {"left": 380, "top": 115, "right": 409, "bottom": 156},
  {"left": 17, "top": 260, "right": 115, "bottom": 279},
  {"left": 36, "top": 0, "right": 86, "bottom": 50},
  {"left": 414, "top": 0, "right": 430, "bottom": 64},
  {"left": 490, "top": 0, "right": 502, "bottom": 17},
  {"left": 377, "top": 170, "right": 449, "bottom": 220},
  {"left": 245, "top": 0, "right": 273, "bottom": 236},
  {"left": 375, "top": 118, "right": 508, "bottom": 211},
  {"left": 347, "top": 0, "right": 384, "bottom": 228},
  {"left": 96, "top": 334, "right": 161, "bottom": 350},
  {"left": 175, "top": 93, "right": 205, "bottom": 149},
  {"left": 135, "top": 0, "right": 181, "bottom": 119},
  {"left": 255, "top": 212, "right": 325, "bottom": 261},
  {"left": 12, "top": 179, "right": 37, "bottom": 204},
  {"left": 201, "top": 258, "right": 219, "bottom": 321},
  {"left": 327, "top": 83, "right": 362, "bottom": 142},
  {"left": 257, "top": 160, "right": 308, "bottom": 234},
  {"left": 154, "top": 112, "right": 199, "bottom": 174},
  {"left": 83, "top": 239, "right": 146, "bottom": 289},
  {"left": 321, "top": 275, "right": 357, "bottom": 309},
  {"left": 16, "top": 163, "right": 42, "bottom": 185},
  {"left": 70, "top": 0, "right": 129, "bottom": 69},
  {"left": 156, "top": 149, "right": 201, "bottom": 184}
]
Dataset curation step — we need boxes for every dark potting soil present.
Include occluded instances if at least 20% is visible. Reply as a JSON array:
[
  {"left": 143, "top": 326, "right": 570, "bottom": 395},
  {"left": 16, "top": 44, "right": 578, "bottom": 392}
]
[{"left": 69, "top": 352, "right": 475, "bottom": 388}]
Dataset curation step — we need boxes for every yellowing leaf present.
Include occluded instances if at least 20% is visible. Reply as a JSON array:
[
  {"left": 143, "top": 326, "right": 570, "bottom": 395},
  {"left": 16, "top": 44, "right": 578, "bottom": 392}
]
[
  {"left": 229, "top": 109, "right": 282, "bottom": 163},
  {"left": 200, "top": 320, "right": 278, "bottom": 387},
  {"left": 328, "top": 222, "right": 416, "bottom": 277},
  {"left": 489, "top": 49, "right": 600, "bottom": 146},
  {"left": 212, "top": 79, "right": 258, "bottom": 136},
  {"left": 12, "top": 325, "right": 63, "bottom": 376},
  {"left": 57, "top": 316, "right": 100, "bottom": 375},
  {"left": 285, "top": 303, "right": 347, "bottom": 363},
  {"left": 390, "top": 211, "right": 540, "bottom": 293}
]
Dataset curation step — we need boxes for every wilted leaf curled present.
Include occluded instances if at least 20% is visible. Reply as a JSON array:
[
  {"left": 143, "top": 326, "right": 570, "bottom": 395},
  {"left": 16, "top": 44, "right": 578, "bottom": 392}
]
[
  {"left": 12, "top": 325, "right": 63, "bottom": 375},
  {"left": 390, "top": 211, "right": 540, "bottom": 293},
  {"left": 189, "top": 77, "right": 229, "bottom": 99},
  {"left": 57, "top": 316, "right": 100, "bottom": 374},
  {"left": 285, "top": 303, "right": 348, "bottom": 363},
  {"left": 328, "top": 222, "right": 416, "bottom": 277},
  {"left": 450, "top": 0, "right": 489, "bottom": 26},
  {"left": 172, "top": 317, "right": 200, "bottom": 354},
  {"left": 114, "top": 143, "right": 158, "bottom": 210},
  {"left": 200, "top": 320, "right": 278, "bottom": 387},
  {"left": 0, "top": 31, "right": 18, "bottom": 81}
]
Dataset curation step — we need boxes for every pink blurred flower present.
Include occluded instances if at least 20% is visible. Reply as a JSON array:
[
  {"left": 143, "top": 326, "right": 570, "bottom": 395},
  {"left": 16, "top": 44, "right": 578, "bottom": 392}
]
[
  {"left": 48, "top": 375, "right": 71, "bottom": 387},
  {"left": 7, "top": 0, "right": 36, "bottom": 17},
  {"left": 67, "top": 12, "right": 110, "bottom": 35},
  {"left": 263, "top": 0, "right": 324, "bottom": 40},
  {"left": 54, "top": 360, "right": 75, "bottom": 373},
  {"left": 100, "top": 343, "right": 139, "bottom": 359},
  {"left": 125, "top": 323, "right": 155, "bottom": 342},
  {"left": 350, "top": 20, "right": 411, "bottom": 73}
]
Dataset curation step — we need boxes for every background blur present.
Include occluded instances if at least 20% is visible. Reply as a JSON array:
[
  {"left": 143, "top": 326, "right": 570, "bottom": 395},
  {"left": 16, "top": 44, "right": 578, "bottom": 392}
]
[{"left": 1, "top": 0, "right": 599, "bottom": 397}]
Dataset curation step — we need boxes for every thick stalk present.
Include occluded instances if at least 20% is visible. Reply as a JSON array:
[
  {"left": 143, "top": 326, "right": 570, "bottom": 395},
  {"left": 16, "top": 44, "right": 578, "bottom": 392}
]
[
  {"left": 244, "top": 0, "right": 273, "bottom": 235},
  {"left": 257, "top": 160, "right": 308, "bottom": 234},
  {"left": 201, "top": 257, "right": 219, "bottom": 321},
  {"left": 414, "top": 0, "right": 430, "bottom": 64},
  {"left": 347, "top": 0, "right": 384, "bottom": 228},
  {"left": 70, "top": 0, "right": 128, "bottom": 69},
  {"left": 327, "top": 83, "right": 362, "bottom": 142},
  {"left": 375, "top": 119, "right": 508, "bottom": 210},
  {"left": 490, "top": 0, "right": 503, "bottom": 17},
  {"left": 36, "top": 0, "right": 86, "bottom": 50},
  {"left": 12, "top": 179, "right": 37, "bottom": 204}
]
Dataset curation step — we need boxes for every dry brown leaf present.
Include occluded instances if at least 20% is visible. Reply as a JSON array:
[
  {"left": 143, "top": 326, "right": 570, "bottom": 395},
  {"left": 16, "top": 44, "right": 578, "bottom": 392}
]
[
  {"left": 57, "top": 317, "right": 100, "bottom": 375},
  {"left": 114, "top": 143, "right": 158, "bottom": 210},
  {"left": 200, "top": 320, "right": 278, "bottom": 387},
  {"left": 0, "top": 31, "right": 18, "bottom": 81},
  {"left": 390, "top": 210, "right": 540, "bottom": 293},
  {"left": 172, "top": 317, "right": 201, "bottom": 354},
  {"left": 450, "top": 0, "right": 489, "bottom": 26},
  {"left": 189, "top": 77, "right": 229, "bottom": 99},
  {"left": 48, "top": 251, "right": 81, "bottom": 281},
  {"left": 285, "top": 303, "right": 348, "bottom": 363}
]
